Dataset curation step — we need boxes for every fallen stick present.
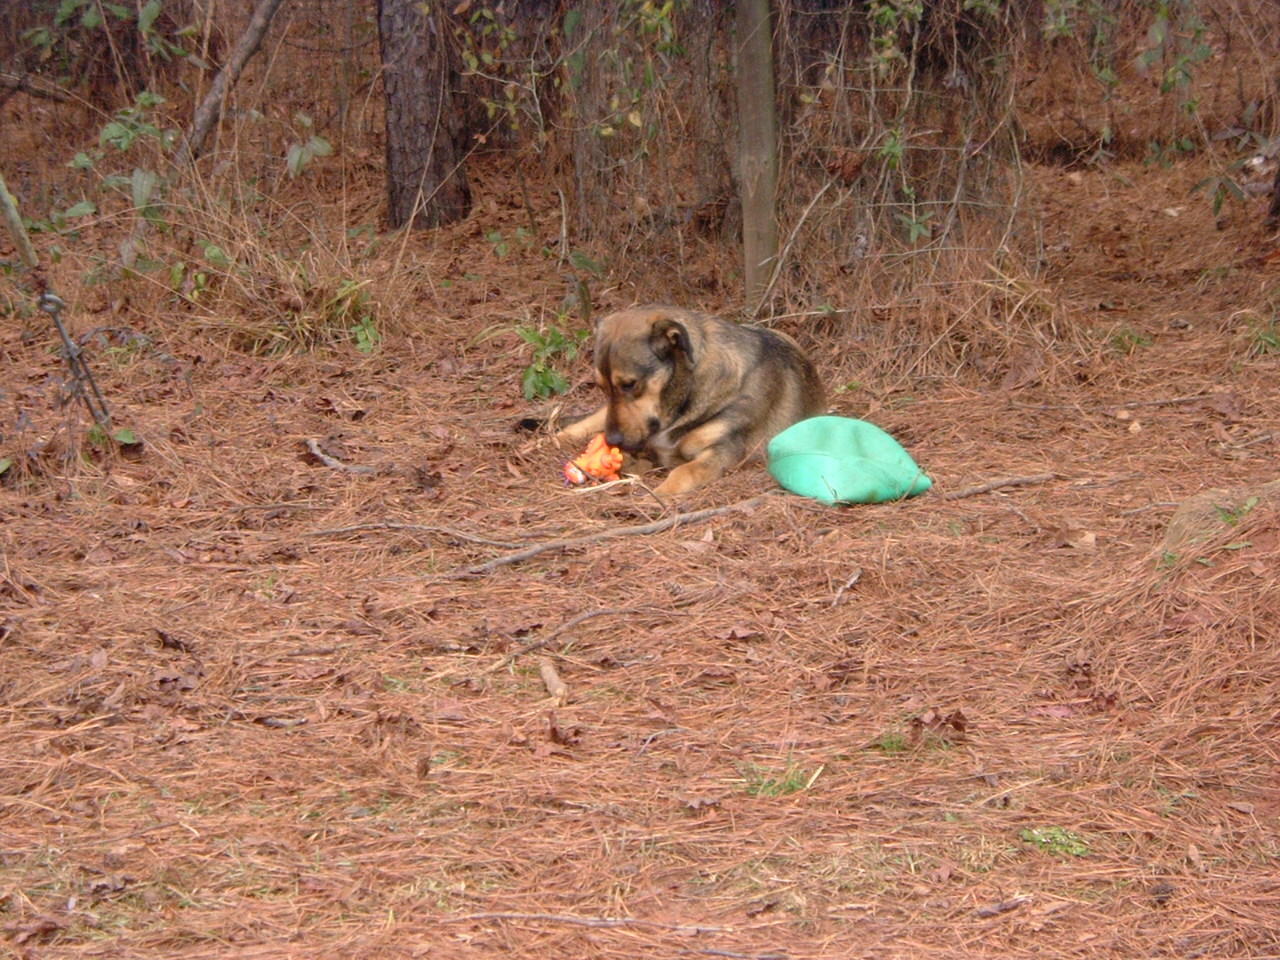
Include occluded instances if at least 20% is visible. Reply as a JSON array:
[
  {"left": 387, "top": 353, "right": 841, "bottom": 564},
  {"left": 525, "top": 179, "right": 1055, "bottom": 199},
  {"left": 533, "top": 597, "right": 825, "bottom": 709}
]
[
  {"left": 451, "top": 495, "right": 771, "bottom": 578},
  {"left": 539, "top": 658, "right": 569, "bottom": 703},
  {"left": 436, "top": 911, "right": 728, "bottom": 934},
  {"left": 0, "top": 72, "right": 72, "bottom": 103},
  {"left": 941, "top": 473, "right": 1056, "bottom": 500},
  {"left": 830, "top": 567, "right": 863, "bottom": 607},
  {"left": 681, "top": 950, "right": 789, "bottom": 960},
  {"left": 306, "top": 521, "right": 525, "bottom": 549},
  {"left": 1011, "top": 392, "right": 1218, "bottom": 412},
  {"left": 303, "top": 438, "right": 376, "bottom": 476}
]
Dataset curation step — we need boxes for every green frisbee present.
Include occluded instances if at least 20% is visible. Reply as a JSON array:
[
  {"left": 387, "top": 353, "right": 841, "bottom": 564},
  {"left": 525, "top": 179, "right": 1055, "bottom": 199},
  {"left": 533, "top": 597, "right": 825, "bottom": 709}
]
[{"left": 767, "top": 416, "right": 932, "bottom": 504}]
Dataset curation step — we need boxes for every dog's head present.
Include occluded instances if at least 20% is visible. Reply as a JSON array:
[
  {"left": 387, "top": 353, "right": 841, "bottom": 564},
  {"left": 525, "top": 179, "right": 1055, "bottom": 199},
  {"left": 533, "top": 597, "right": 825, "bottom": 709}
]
[{"left": 592, "top": 307, "right": 695, "bottom": 454}]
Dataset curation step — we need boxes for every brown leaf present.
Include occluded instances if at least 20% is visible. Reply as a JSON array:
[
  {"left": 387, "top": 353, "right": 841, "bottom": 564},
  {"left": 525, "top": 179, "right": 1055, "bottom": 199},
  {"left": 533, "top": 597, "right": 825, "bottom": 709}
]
[
  {"left": 1208, "top": 392, "right": 1244, "bottom": 420},
  {"left": 1225, "top": 801, "right": 1256, "bottom": 815},
  {"left": 1187, "top": 843, "right": 1206, "bottom": 872},
  {"left": 431, "top": 703, "right": 469, "bottom": 725},
  {"left": 680, "top": 791, "right": 730, "bottom": 810},
  {"left": 1001, "top": 347, "right": 1044, "bottom": 391},
  {"left": 85, "top": 872, "right": 134, "bottom": 897},
  {"left": 414, "top": 467, "right": 444, "bottom": 497},
  {"left": 715, "top": 626, "right": 762, "bottom": 641},
  {"left": 9, "top": 916, "right": 63, "bottom": 945},
  {"left": 1090, "top": 690, "right": 1119, "bottom": 711},
  {"left": 153, "top": 667, "right": 201, "bottom": 692},
  {"left": 1047, "top": 524, "right": 1097, "bottom": 550},
  {"left": 156, "top": 629, "right": 193, "bottom": 652},
  {"left": 548, "top": 710, "right": 583, "bottom": 746},
  {"left": 745, "top": 895, "right": 782, "bottom": 916},
  {"left": 694, "top": 667, "right": 737, "bottom": 685},
  {"left": 911, "top": 706, "right": 968, "bottom": 741}
]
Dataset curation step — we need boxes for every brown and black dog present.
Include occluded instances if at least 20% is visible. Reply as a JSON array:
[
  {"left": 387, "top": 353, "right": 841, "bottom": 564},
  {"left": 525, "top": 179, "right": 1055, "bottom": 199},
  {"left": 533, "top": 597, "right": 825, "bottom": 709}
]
[{"left": 556, "top": 305, "right": 826, "bottom": 494}]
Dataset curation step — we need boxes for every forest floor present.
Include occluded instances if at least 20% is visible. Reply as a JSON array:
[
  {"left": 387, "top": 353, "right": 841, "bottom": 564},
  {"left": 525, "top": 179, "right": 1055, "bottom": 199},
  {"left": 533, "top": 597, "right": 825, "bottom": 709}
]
[{"left": 2, "top": 155, "right": 1280, "bottom": 960}]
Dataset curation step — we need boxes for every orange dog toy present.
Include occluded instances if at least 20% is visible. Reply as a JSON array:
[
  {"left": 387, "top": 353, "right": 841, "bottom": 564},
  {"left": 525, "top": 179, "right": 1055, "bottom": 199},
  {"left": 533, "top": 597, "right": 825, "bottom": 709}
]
[{"left": 563, "top": 434, "right": 623, "bottom": 485}]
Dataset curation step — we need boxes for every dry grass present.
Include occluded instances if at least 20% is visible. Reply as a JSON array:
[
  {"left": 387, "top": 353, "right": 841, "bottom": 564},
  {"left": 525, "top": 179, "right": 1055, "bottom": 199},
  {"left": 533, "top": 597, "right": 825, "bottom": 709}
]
[
  {"left": 3, "top": 2, "right": 1280, "bottom": 956},
  {"left": 3, "top": 150, "right": 1280, "bottom": 959}
]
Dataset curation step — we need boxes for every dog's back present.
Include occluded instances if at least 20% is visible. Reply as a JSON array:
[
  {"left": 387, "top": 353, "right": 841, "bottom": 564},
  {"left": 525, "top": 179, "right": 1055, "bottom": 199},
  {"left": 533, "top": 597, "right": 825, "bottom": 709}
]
[{"left": 667, "top": 308, "right": 825, "bottom": 455}]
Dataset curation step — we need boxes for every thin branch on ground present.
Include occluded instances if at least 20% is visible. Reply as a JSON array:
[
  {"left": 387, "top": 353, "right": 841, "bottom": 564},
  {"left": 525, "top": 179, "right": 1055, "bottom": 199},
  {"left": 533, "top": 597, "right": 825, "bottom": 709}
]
[
  {"left": 0, "top": 72, "right": 73, "bottom": 103},
  {"left": 1011, "top": 392, "right": 1219, "bottom": 412},
  {"left": 436, "top": 911, "right": 729, "bottom": 933},
  {"left": 449, "top": 495, "right": 773, "bottom": 578},
  {"left": 831, "top": 567, "right": 863, "bottom": 607},
  {"left": 306, "top": 521, "right": 524, "bottom": 548},
  {"left": 302, "top": 438, "right": 377, "bottom": 476},
  {"left": 941, "top": 473, "right": 1056, "bottom": 500}
]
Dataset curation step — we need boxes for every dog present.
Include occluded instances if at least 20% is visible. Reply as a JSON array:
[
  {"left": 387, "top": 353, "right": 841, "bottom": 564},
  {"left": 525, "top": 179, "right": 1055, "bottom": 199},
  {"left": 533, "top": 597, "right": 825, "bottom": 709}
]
[{"left": 556, "top": 305, "right": 826, "bottom": 495}]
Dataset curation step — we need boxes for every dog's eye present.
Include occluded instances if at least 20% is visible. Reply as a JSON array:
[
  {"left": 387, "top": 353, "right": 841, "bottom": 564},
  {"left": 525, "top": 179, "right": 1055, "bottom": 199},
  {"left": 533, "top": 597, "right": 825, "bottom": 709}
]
[{"left": 616, "top": 378, "right": 639, "bottom": 395}]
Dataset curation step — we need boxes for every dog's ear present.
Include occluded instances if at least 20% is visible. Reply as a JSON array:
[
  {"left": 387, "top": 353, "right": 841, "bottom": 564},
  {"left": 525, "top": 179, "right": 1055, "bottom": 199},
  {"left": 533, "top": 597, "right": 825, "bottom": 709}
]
[{"left": 649, "top": 317, "right": 692, "bottom": 362}]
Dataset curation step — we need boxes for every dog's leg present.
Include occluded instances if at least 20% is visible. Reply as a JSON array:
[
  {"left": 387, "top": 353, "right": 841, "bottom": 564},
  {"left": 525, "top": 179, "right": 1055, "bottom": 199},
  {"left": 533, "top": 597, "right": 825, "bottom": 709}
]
[
  {"left": 554, "top": 407, "right": 607, "bottom": 446},
  {"left": 653, "top": 451, "right": 732, "bottom": 494},
  {"left": 653, "top": 442, "right": 744, "bottom": 495}
]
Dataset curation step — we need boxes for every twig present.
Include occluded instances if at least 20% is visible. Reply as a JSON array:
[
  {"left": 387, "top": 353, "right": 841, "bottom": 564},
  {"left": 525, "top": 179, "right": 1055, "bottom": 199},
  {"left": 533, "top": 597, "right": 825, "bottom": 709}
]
[
  {"left": 0, "top": 72, "right": 72, "bottom": 103},
  {"left": 1119, "top": 502, "right": 1178, "bottom": 516},
  {"left": 941, "top": 473, "right": 1056, "bottom": 500},
  {"left": 303, "top": 438, "right": 377, "bottom": 476},
  {"left": 54, "top": 821, "right": 183, "bottom": 849},
  {"left": 450, "top": 495, "right": 772, "bottom": 578},
  {"left": 1229, "top": 431, "right": 1275, "bottom": 449},
  {"left": 679, "top": 950, "right": 788, "bottom": 960},
  {"left": 176, "top": 0, "right": 287, "bottom": 165},
  {"left": 830, "top": 567, "right": 863, "bottom": 607},
  {"left": 751, "top": 181, "right": 836, "bottom": 321},
  {"left": 483, "top": 608, "right": 637, "bottom": 675},
  {"left": 1010, "top": 392, "right": 1218, "bottom": 412},
  {"left": 306, "top": 521, "right": 524, "bottom": 548},
  {"left": 436, "top": 912, "right": 728, "bottom": 933},
  {"left": 976, "top": 895, "right": 1032, "bottom": 918}
]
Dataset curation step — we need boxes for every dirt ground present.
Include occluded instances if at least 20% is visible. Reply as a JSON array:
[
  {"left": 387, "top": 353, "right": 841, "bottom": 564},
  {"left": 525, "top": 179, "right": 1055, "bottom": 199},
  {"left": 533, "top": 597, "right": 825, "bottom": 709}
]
[{"left": 2, "top": 154, "right": 1280, "bottom": 960}]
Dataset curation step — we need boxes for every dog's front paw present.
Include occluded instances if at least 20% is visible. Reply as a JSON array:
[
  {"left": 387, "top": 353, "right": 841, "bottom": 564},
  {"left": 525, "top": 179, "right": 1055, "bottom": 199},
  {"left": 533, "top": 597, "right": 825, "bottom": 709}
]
[{"left": 653, "top": 463, "right": 713, "bottom": 496}]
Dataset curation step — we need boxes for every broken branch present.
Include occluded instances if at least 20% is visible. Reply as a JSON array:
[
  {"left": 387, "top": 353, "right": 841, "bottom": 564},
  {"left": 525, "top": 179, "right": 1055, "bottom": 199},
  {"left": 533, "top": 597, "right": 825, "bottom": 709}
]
[
  {"left": 452, "top": 495, "right": 771, "bottom": 578},
  {"left": 303, "top": 438, "right": 376, "bottom": 476},
  {"left": 941, "top": 473, "right": 1056, "bottom": 500}
]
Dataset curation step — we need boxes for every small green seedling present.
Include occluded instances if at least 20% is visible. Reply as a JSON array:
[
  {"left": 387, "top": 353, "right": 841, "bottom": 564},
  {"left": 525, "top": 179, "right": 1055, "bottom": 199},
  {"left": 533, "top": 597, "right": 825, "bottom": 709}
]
[
  {"left": 516, "top": 323, "right": 588, "bottom": 399},
  {"left": 1019, "top": 826, "right": 1090, "bottom": 857},
  {"left": 738, "top": 761, "right": 813, "bottom": 798}
]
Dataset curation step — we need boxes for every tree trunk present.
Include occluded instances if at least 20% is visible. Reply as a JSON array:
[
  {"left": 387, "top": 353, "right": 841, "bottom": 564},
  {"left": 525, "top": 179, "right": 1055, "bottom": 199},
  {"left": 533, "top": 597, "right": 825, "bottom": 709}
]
[
  {"left": 735, "top": 0, "right": 778, "bottom": 311},
  {"left": 376, "top": 0, "right": 472, "bottom": 229}
]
